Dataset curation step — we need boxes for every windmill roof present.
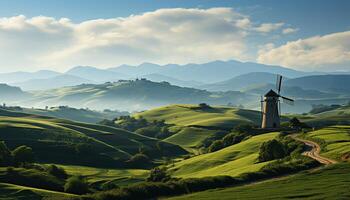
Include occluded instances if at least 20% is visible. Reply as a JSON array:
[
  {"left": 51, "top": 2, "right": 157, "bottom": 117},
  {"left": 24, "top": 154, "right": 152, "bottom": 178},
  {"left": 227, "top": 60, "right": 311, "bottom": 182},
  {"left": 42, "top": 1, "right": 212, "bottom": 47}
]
[{"left": 265, "top": 89, "right": 279, "bottom": 97}]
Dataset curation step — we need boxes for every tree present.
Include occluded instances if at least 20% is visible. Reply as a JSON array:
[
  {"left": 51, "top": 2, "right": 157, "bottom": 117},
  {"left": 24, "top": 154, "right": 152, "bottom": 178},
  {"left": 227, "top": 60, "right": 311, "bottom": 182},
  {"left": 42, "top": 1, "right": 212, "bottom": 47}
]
[
  {"left": 208, "top": 140, "right": 224, "bottom": 152},
  {"left": 46, "top": 165, "right": 68, "bottom": 179},
  {"left": 64, "top": 176, "right": 89, "bottom": 194},
  {"left": 12, "top": 145, "right": 34, "bottom": 165},
  {"left": 147, "top": 167, "right": 170, "bottom": 182},
  {"left": 198, "top": 103, "right": 211, "bottom": 109},
  {"left": 0, "top": 141, "right": 12, "bottom": 166},
  {"left": 258, "top": 139, "right": 286, "bottom": 162}
]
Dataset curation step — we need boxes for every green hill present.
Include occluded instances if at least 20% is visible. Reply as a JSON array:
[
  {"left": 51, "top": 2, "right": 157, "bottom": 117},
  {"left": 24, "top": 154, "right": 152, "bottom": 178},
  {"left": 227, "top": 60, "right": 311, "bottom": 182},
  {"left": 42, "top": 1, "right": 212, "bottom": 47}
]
[
  {"left": 134, "top": 104, "right": 261, "bottom": 149},
  {"left": 6, "top": 106, "right": 128, "bottom": 124},
  {"left": 169, "top": 163, "right": 350, "bottom": 200},
  {"left": 304, "top": 125, "right": 350, "bottom": 161},
  {"left": 23, "top": 80, "right": 252, "bottom": 111},
  {"left": 0, "top": 109, "right": 186, "bottom": 167},
  {"left": 167, "top": 132, "right": 279, "bottom": 178}
]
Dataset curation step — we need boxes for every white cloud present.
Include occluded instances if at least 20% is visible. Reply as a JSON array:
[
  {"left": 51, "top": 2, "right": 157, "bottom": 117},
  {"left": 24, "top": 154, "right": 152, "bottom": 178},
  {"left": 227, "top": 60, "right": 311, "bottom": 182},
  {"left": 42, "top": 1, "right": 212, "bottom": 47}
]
[
  {"left": 0, "top": 8, "right": 289, "bottom": 72},
  {"left": 254, "top": 22, "right": 284, "bottom": 33},
  {"left": 257, "top": 31, "right": 350, "bottom": 71},
  {"left": 282, "top": 27, "right": 298, "bottom": 34}
]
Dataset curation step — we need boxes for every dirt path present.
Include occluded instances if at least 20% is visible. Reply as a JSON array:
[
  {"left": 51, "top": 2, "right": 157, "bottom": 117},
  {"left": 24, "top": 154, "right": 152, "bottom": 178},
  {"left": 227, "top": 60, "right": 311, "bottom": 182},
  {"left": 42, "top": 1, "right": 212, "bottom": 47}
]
[{"left": 291, "top": 136, "right": 337, "bottom": 165}]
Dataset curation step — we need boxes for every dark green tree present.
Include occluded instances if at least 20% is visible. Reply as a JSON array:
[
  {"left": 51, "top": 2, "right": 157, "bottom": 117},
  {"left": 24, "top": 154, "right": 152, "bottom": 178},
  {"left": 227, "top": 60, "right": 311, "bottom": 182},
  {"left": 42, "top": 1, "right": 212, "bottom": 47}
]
[
  {"left": 12, "top": 145, "right": 34, "bottom": 165},
  {"left": 64, "top": 176, "right": 89, "bottom": 195},
  {"left": 258, "top": 139, "right": 286, "bottom": 162},
  {"left": 147, "top": 167, "right": 170, "bottom": 182},
  {"left": 0, "top": 141, "right": 12, "bottom": 166}
]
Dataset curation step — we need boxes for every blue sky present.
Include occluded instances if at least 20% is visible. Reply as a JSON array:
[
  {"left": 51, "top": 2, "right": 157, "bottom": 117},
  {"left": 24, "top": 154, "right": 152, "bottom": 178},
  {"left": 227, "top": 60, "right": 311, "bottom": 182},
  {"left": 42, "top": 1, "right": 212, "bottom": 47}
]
[{"left": 0, "top": 0, "right": 349, "bottom": 72}]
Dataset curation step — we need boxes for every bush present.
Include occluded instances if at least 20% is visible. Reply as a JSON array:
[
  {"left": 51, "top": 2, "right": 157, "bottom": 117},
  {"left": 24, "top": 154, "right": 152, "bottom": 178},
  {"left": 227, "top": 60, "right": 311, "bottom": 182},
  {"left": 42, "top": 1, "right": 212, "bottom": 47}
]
[
  {"left": 64, "top": 176, "right": 89, "bottom": 195},
  {"left": 258, "top": 139, "right": 287, "bottom": 162},
  {"left": 4, "top": 167, "right": 63, "bottom": 191},
  {"left": 147, "top": 167, "right": 170, "bottom": 182},
  {"left": 0, "top": 141, "right": 13, "bottom": 166},
  {"left": 46, "top": 165, "right": 68, "bottom": 179},
  {"left": 208, "top": 140, "right": 224, "bottom": 152},
  {"left": 12, "top": 145, "right": 34, "bottom": 165}
]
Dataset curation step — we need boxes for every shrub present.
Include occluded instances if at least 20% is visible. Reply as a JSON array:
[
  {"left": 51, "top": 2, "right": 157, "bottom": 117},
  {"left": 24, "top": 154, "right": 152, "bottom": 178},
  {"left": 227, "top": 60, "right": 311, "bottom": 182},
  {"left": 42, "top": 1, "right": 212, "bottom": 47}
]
[
  {"left": 258, "top": 139, "right": 287, "bottom": 162},
  {"left": 208, "top": 140, "right": 224, "bottom": 152},
  {"left": 0, "top": 141, "right": 13, "bottom": 166},
  {"left": 46, "top": 165, "right": 68, "bottom": 179},
  {"left": 4, "top": 167, "right": 63, "bottom": 191},
  {"left": 12, "top": 145, "right": 34, "bottom": 165},
  {"left": 147, "top": 167, "right": 170, "bottom": 182},
  {"left": 64, "top": 176, "right": 89, "bottom": 195}
]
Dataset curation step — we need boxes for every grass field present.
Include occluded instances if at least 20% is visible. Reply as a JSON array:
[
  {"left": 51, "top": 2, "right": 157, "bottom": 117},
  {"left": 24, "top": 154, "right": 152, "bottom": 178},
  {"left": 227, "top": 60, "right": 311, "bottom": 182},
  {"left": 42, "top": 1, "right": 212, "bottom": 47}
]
[
  {"left": 168, "top": 132, "right": 279, "bottom": 178},
  {"left": 305, "top": 125, "right": 350, "bottom": 161},
  {"left": 0, "top": 108, "right": 186, "bottom": 167},
  {"left": 168, "top": 163, "right": 350, "bottom": 200},
  {"left": 58, "top": 165, "right": 149, "bottom": 186},
  {"left": 0, "top": 182, "right": 75, "bottom": 200},
  {"left": 134, "top": 104, "right": 261, "bottom": 149}
]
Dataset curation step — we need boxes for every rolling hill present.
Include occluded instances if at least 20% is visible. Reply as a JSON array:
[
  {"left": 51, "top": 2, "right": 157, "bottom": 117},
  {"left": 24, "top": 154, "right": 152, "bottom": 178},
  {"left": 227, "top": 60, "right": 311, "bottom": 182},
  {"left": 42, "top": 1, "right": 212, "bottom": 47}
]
[
  {"left": 169, "top": 163, "right": 350, "bottom": 200},
  {"left": 134, "top": 104, "right": 261, "bottom": 149},
  {"left": 200, "top": 72, "right": 280, "bottom": 92},
  {"left": 66, "top": 66, "right": 128, "bottom": 83},
  {"left": 21, "top": 80, "right": 253, "bottom": 111},
  {"left": 0, "top": 84, "right": 31, "bottom": 102},
  {"left": 0, "top": 70, "right": 60, "bottom": 84},
  {"left": 167, "top": 132, "right": 279, "bottom": 178},
  {"left": 0, "top": 109, "right": 187, "bottom": 167}
]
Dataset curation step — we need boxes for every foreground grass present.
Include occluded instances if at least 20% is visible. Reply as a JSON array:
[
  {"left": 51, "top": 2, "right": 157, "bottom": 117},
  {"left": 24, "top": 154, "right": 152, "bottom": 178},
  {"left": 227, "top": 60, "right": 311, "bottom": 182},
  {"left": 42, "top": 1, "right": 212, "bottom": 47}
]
[
  {"left": 169, "top": 163, "right": 350, "bottom": 200},
  {"left": 168, "top": 132, "right": 279, "bottom": 178},
  {"left": 306, "top": 125, "right": 350, "bottom": 161}
]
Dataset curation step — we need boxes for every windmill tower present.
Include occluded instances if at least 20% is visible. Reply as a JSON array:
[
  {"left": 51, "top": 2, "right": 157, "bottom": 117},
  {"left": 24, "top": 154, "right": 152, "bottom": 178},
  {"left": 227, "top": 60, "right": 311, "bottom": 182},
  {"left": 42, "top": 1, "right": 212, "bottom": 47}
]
[{"left": 261, "top": 75, "right": 294, "bottom": 129}]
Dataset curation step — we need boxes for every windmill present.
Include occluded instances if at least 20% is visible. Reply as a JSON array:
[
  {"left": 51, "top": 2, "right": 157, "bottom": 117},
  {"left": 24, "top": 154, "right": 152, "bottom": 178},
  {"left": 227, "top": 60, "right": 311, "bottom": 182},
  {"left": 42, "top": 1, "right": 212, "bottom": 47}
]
[{"left": 261, "top": 75, "right": 294, "bottom": 129}]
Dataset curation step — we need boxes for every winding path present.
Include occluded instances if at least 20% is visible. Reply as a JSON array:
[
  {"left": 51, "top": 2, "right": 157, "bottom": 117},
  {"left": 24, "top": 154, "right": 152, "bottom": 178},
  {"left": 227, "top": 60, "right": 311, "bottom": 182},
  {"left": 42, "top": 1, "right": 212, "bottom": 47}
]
[{"left": 291, "top": 136, "right": 337, "bottom": 165}]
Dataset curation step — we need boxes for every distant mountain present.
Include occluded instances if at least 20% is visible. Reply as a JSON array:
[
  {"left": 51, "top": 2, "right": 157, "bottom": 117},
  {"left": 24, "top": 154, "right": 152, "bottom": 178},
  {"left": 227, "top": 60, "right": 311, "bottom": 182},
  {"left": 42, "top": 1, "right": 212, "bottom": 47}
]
[
  {"left": 23, "top": 79, "right": 253, "bottom": 111},
  {"left": 243, "top": 83, "right": 336, "bottom": 99},
  {"left": 0, "top": 84, "right": 30, "bottom": 102},
  {"left": 285, "top": 75, "right": 350, "bottom": 93},
  {"left": 108, "top": 60, "right": 310, "bottom": 84},
  {"left": 66, "top": 66, "right": 128, "bottom": 83},
  {"left": 13, "top": 74, "right": 93, "bottom": 90},
  {"left": 141, "top": 73, "right": 203, "bottom": 87},
  {"left": 0, "top": 70, "right": 61, "bottom": 83},
  {"left": 200, "top": 72, "right": 282, "bottom": 91},
  {"left": 108, "top": 63, "right": 163, "bottom": 77}
]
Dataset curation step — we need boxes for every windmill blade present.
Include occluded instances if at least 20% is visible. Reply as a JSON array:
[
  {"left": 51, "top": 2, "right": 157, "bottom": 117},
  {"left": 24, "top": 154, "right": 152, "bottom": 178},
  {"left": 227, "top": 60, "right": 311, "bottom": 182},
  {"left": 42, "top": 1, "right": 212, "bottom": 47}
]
[
  {"left": 276, "top": 74, "right": 283, "bottom": 94},
  {"left": 281, "top": 96, "right": 294, "bottom": 105}
]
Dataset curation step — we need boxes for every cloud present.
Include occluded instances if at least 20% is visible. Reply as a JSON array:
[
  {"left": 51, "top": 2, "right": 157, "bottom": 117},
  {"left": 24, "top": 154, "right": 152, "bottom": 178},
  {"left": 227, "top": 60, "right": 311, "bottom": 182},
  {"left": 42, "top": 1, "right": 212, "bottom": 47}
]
[
  {"left": 282, "top": 27, "right": 298, "bottom": 34},
  {"left": 254, "top": 22, "right": 284, "bottom": 33},
  {"left": 257, "top": 31, "right": 350, "bottom": 71}
]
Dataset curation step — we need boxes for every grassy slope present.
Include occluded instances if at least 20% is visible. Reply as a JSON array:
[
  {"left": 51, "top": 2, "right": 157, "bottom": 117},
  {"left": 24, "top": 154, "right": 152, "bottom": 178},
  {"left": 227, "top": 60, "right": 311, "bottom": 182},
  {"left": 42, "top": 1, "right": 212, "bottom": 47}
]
[
  {"left": 168, "top": 132, "right": 279, "bottom": 178},
  {"left": 169, "top": 163, "right": 350, "bottom": 200},
  {"left": 58, "top": 165, "right": 149, "bottom": 186},
  {"left": 0, "top": 182, "right": 75, "bottom": 200},
  {"left": 306, "top": 125, "right": 350, "bottom": 161},
  {"left": 0, "top": 109, "right": 186, "bottom": 166},
  {"left": 134, "top": 105, "right": 260, "bottom": 149},
  {"left": 296, "top": 105, "right": 350, "bottom": 127}
]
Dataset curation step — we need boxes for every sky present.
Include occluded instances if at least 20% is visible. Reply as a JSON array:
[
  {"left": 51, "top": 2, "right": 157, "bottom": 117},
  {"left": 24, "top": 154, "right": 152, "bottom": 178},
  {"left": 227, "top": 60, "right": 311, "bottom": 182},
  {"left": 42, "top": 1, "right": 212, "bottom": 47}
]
[{"left": 0, "top": 0, "right": 349, "bottom": 72}]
